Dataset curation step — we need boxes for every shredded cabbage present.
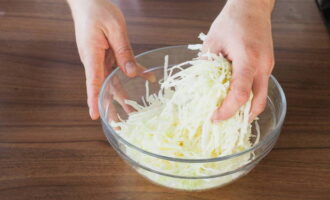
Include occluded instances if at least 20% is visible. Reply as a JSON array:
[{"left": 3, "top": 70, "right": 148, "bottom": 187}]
[{"left": 110, "top": 40, "right": 259, "bottom": 190}]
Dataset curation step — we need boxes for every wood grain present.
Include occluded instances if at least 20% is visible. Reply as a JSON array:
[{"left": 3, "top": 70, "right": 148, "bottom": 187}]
[{"left": 0, "top": 0, "right": 329, "bottom": 199}]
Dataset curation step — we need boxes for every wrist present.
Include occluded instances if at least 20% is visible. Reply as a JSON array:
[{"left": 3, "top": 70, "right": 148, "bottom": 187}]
[
  {"left": 66, "top": 0, "right": 79, "bottom": 14},
  {"left": 66, "top": 0, "right": 87, "bottom": 12},
  {"left": 66, "top": 0, "right": 90, "bottom": 20},
  {"left": 66, "top": 0, "right": 76, "bottom": 7},
  {"left": 227, "top": 0, "right": 274, "bottom": 14}
]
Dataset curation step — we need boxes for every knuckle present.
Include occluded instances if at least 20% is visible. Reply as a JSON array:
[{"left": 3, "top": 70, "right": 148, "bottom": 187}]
[
  {"left": 115, "top": 45, "right": 133, "bottom": 56},
  {"left": 259, "top": 56, "right": 274, "bottom": 76},
  {"left": 202, "top": 36, "right": 221, "bottom": 53},
  {"left": 258, "top": 100, "right": 267, "bottom": 111},
  {"left": 267, "top": 55, "right": 275, "bottom": 66},
  {"left": 245, "top": 43, "right": 261, "bottom": 58},
  {"left": 254, "top": 101, "right": 267, "bottom": 115},
  {"left": 235, "top": 89, "right": 250, "bottom": 103},
  {"left": 241, "top": 66, "right": 256, "bottom": 77},
  {"left": 266, "top": 56, "right": 275, "bottom": 74},
  {"left": 203, "top": 37, "right": 214, "bottom": 47},
  {"left": 264, "top": 68, "right": 273, "bottom": 77},
  {"left": 240, "top": 43, "right": 274, "bottom": 76}
]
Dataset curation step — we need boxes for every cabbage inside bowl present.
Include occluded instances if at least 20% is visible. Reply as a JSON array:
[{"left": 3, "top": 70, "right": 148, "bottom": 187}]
[{"left": 98, "top": 45, "right": 287, "bottom": 191}]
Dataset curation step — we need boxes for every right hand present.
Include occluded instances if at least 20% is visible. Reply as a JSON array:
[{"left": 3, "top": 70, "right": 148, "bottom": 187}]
[
  {"left": 67, "top": 0, "right": 152, "bottom": 120},
  {"left": 203, "top": 0, "right": 275, "bottom": 123}
]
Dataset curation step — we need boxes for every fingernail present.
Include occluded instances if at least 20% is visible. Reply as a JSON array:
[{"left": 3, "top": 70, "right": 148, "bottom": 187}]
[
  {"left": 89, "top": 108, "right": 98, "bottom": 120},
  {"left": 149, "top": 74, "right": 157, "bottom": 83},
  {"left": 125, "top": 61, "right": 137, "bottom": 76},
  {"left": 248, "top": 113, "right": 254, "bottom": 123},
  {"left": 212, "top": 117, "right": 221, "bottom": 124},
  {"left": 89, "top": 108, "right": 94, "bottom": 119},
  {"left": 211, "top": 112, "right": 221, "bottom": 123},
  {"left": 215, "top": 111, "right": 225, "bottom": 120}
]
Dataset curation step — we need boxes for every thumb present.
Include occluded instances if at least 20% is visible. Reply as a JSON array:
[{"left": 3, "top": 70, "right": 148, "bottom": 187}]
[
  {"left": 212, "top": 58, "right": 255, "bottom": 122},
  {"left": 108, "top": 29, "right": 138, "bottom": 77}
]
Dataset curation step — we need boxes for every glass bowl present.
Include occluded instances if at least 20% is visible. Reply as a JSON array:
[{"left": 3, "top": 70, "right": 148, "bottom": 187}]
[{"left": 98, "top": 45, "right": 287, "bottom": 191}]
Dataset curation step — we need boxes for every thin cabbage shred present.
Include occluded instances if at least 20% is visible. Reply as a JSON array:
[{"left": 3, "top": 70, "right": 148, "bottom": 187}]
[{"left": 110, "top": 39, "right": 259, "bottom": 190}]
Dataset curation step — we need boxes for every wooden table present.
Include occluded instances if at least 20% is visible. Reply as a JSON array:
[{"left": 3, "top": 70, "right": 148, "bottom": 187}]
[{"left": 0, "top": 0, "right": 329, "bottom": 199}]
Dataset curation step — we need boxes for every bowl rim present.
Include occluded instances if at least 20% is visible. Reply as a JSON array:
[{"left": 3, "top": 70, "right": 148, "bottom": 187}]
[{"left": 98, "top": 45, "right": 287, "bottom": 163}]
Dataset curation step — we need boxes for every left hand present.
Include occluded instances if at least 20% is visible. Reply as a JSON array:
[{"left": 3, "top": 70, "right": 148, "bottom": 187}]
[
  {"left": 67, "top": 0, "right": 154, "bottom": 120},
  {"left": 203, "top": 0, "right": 275, "bottom": 122}
]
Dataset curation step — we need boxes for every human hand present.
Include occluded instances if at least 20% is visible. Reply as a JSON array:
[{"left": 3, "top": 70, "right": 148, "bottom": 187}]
[
  {"left": 67, "top": 0, "right": 153, "bottom": 120},
  {"left": 203, "top": 0, "right": 275, "bottom": 122}
]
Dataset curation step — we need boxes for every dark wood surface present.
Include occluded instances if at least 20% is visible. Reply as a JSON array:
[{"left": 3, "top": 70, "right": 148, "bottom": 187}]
[{"left": 0, "top": 0, "right": 329, "bottom": 199}]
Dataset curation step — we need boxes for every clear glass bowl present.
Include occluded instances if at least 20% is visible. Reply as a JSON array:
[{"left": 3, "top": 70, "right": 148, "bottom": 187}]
[{"left": 98, "top": 45, "right": 287, "bottom": 191}]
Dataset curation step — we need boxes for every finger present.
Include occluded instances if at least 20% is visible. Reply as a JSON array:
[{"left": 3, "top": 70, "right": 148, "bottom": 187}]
[
  {"left": 110, "top": 75, "right": 135, "bottom": 113},
  {"left": 104, "top": 48, "right": 116, "bottom": 76},
  {"left": 136, "top": 63, "right": 156, "bottom": 83},
  {"left": 83, "top": 48, "right": 105, "bottom": 120},
  {"left": 104, "top": 51, "right": 133, "bottom": 121},
  {"left": 107, "top": 95, "right": 120, "bottom": 123},
  {"left": 105, "top": 52, "right": 137, "bottom": 113},
  {"left": 105, "top": 44, "right": 156, "bottom": 83},
  {"left": 106, "top": 27, "right": 156, "bottom": 83},
  {"left": 212, "top": 59, "right": 255, "bottom": 122},
  {"left": 201, "top": 36, "right": 220, "bottom": 55},
  {"left": 104, "top": 45, "right": 151, "bottom": 114},
  {"left": 106, "top": 24, "right": 138, "bottom": 77},
  {"left": 249, "top": 74, "right": 269, "bottom": 122},
  {"left": 201, "top": 38, "right": 230, "bottom": 61}
]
